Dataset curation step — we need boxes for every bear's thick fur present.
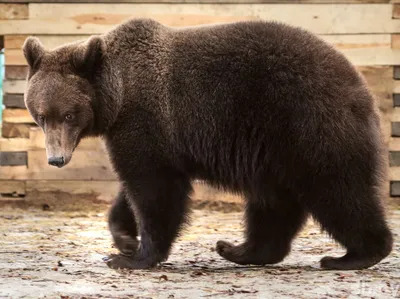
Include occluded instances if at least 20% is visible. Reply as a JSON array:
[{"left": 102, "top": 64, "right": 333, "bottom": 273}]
[{"left": 22, "top": 18, "right": 393, "bottom": 270}]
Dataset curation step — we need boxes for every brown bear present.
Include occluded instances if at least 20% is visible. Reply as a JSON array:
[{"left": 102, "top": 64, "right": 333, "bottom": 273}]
[{"left": 22, "top": 18, "right": 393, "bottom": 271}]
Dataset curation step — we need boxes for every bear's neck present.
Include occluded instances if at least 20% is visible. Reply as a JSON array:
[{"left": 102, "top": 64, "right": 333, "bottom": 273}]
[{"left": 90, "top": 59, "right": 124, "bottom": 136}]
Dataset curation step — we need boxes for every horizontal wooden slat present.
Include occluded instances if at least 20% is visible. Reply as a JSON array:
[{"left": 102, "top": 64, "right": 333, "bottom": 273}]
[
  {"left": 3, "top": 80, "right": 26, "bottom": 94},
  {"left": 390, "top": 181, "right": 400, "bottom": 197},
  {"left": 0, "top": 128, "right": 105, "bottom": 151},
  {"left": 0, "top": 149, "right": 116, "bottom": 180},
  {"left": 4, "top": 34, "right": 88, "bottom": 49},
  {"left": 2, "top": 123, "right": 32, "bottom": 138},
  {"left": 0, "top": 0, "right": 392, "bottom": 3},
  {"left": 0, "top": 180, "right": 25, "bottom": 196},
  {"left": 5, "top": 66, "right": 28, "bottom": 80},
  {"left": 3, "top": 94, "right": 25, "bottom": 108},
  {"left": 0, "top": 151, "right": 27, "bottom": 166},
  {"left": 391, "top": 122, "right": 400, "bottom": 137},
  {"left": 2, "top": 109, "right": 34, "bottom": 124},
  {"left": 5, "top": 49, "right": 27, "bottom": 66},
  {"left": 4, "top": 34, "right": 395, "bottom": 67},
  {"left": 394, "top": 81, "right": 400, "bottom": 93},
  {"left": 7, "top": 48, "right": 398, "bottom": 68},
  {"left": 393, "top": 4, "right": 400, "bottom": 18},
  {"left": 394, "top": 94, "right": 400, "bottom": 107},
  {"left": 26, "top": 180, "right": 119, "bottom": 200},
  {"left": 0, "top": 4, "right": 397, "bottom": 35},
  {"left": 0, "top": 4, "right": 28, "bottom": 20},
  {"left": 394, "top": 66, "right": 400, "bottom": 80}
]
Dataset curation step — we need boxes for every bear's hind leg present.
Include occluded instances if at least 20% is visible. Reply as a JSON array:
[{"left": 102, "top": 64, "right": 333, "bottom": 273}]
[
  {"left": 304, "top": 176, "right": 393, "bottom": 270},
  {"left": 108, "top": 188, "right": 139, "bottom": 255},
  {"left": 216, "top": 185, "right": 307, "bottom": 266},
  {"left": 106, "top": 169, "right": 191, "bottom": 270}
]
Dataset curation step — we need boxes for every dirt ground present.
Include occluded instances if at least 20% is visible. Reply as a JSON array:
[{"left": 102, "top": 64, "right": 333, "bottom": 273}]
[{"left": 0, "top": 200, "right": 399, "bottom": 299}]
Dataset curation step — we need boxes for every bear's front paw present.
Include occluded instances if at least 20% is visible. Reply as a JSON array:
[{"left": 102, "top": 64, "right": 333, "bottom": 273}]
[
  {"left": 216, "top": 240, "right": 235, "bottom": 257},
  {"left": 112, "top": 232, "right": 139, "bottom": 255},
  {"left": 103, "top": 253, "right": 158, "bottom": 270}
]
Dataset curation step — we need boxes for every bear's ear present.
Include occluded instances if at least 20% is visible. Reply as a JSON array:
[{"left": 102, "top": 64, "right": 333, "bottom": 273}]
[
  {"left": 22, "top": 37, "right": 45, "bottom": 69},
  {"left": 72, "top": 35, "right": 106, "bottom": 78}
]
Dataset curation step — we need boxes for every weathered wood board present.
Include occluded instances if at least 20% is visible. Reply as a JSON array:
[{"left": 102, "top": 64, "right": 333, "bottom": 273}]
[
  {"left": 0, "top": 151, "right": 28, "bottom": 166},
  {"left": 4, "top": 33, "right": 397, "bottom": 66},
  {"left": 0, "top": 149, "right": 116, "bottom": 180},
  {"left": 5, "top": 66, "right": 28, "bottom": 80},
  {"left": 2, "top": 109, "right": 34, "bottom": 124},
  {"left": 0, "top": 0, "right": 392, "bottom": 3},
  {"left": 0, "top": 128, "right": 104, "bottom": 151},
  {"left": 0, "top": 180, "right": 25, "bottom": 196},
  {"left": 0, "top": 4, "right": 398, "bottom": 35},
  {"left": 0, "top": 4, "right": 28, "bottom": 20},
  {"left": 3, "top": 94, "right": 25, "bottom": 108},
  {"left": 1, "top": 123, "right": 32, "bottom": 138}
]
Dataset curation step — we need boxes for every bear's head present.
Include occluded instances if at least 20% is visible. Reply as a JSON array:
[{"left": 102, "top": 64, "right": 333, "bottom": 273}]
[{"left": 22, "top": 36, "right": 107, "bottom": 168}]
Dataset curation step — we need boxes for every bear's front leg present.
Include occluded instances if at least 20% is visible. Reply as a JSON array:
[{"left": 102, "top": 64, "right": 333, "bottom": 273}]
[
  {"left": 108, "top": 188, "right": 139, "bottom": 255},
  {"left": 105, "top": 169, "right": 192, "bottom": 270}
]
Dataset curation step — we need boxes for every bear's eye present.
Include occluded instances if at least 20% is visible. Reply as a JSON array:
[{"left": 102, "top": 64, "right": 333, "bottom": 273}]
[
  {"left": 65, "top": 114, "right": 73, "bottom": 121},
  {"left": 38, "top": 115, "right": 45, "bottom": 123}
]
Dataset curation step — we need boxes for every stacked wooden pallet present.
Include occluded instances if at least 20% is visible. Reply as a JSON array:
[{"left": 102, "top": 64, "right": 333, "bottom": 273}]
[{"left": 1, "top": 0, "right": 400, "bottom": 203}]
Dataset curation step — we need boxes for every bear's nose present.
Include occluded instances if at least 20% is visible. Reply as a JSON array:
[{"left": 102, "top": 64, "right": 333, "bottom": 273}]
[{"left": 48, "top": 156, "right": 65, "bottom": 167}]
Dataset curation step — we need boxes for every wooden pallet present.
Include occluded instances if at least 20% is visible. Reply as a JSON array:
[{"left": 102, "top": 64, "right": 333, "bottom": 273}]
[{"left": 1, "top": 0, "right": 400, "bottom": 202}]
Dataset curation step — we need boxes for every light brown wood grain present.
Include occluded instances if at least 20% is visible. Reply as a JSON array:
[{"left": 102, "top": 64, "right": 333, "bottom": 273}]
[
  {"left": 2, "top": 109, "right": 34, "bottom": 124},
  {"left": 0, "top": 180, "right": 25, "bottom": 195},
  {"left": 0, "top": 4, "right": 28, "bottom": 20},
  {"left": 0, "top": 4, "right": 397, "bottom": 34},
  {"left": 4, "top": 34, "right": 88, "bottom": 49},
  {"left": 5, "top": 66, "right": 28, "bottom": 80},
  {"left": 3, "top": 80, "right": 26, "bottom": 93},
  {"left": 1, "top": 123, "right": 32, "bottom": 138},
  {"left": 0, "top": 0, "right": 392, "bottom": 3},
  {"left": 0, "top": 150, "right": 116, "bottom": 180}
]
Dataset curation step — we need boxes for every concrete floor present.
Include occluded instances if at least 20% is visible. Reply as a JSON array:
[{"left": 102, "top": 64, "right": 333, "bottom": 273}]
[{"left": 0, "top": 202, "right": 399, "bottom": 299}]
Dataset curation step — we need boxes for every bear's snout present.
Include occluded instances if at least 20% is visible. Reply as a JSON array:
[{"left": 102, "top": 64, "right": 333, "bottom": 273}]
[{"left": 48, "top": 156, "right": 65, "bottom": 168}]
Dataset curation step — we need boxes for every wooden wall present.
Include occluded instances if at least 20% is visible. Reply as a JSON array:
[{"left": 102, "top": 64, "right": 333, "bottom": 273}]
[{"left": 1, "top": 0, "right": 400, "bottom": 203}]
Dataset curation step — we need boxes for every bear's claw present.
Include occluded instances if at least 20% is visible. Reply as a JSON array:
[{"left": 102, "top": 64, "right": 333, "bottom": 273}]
[{"left": 104, "top": 253, "right": 158, "bottom": 270}]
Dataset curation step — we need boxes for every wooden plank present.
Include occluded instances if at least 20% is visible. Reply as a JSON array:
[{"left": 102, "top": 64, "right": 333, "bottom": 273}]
[
  {"left": 390, "top": 181, "right": 400, "bottom": 197},
  {"left": 0, "top": 137, "right": 30, "bottom": 151},
  {"left": 394, "top": 66, "right": 400, "bottom": 80},
  {"left": 3, "top": 94, "right": 25, "bottom": 108},
  {"left": 394, "top": 94, "right": 400, "bottom": 106},
  {"left": 4, "top": 33, "right": 391, "bottom": 51},
  {"left": 0, "top": 0, "right": 392, "bottom": 3},
  {"left": 5, "top": 66, "right": 28, "bottom": 80},
  {"left": 0, "top": 151, "right": 27, "bottom": 166},
  {"left": 3, "top": 35, "right": 27, "bottom": 49},
  {"left": 4, "top": 34, "right": 87, "bottom": 49},
  {"left": 392, "top": 34, "right": 400, "bottom": 49},
  {"left": 391, "top": 122, "right": 400, "bottom": 137},
  {"left": 0, "top": 4, "right": 397, "bottom": 35},
  {"left": 389, "top": 166, "right": 400, "bottom": 180},
  {"left": 358, "top": 66, "right": 394, "bottom": 146},
  {"left": 26, "top": 180, "right": 119, "bottom": 201},
  {"left": 2, "top": 123, "right": 32, "bottom": 138},
  {"left": 3, "top": 80, "right": 26, "bottom": 94},
  {"left": 0, "top": 4, "right": 28, "bottom": 20},
  {"left": 0, "top": 180, "right": 25, "bottom": 196},
  {"left": 5, "top": 49, "right": 26, "bottom": 65},
  {"left": 394, "top": 4, "right": 400, "bottom": 18},
  {"left": 0, "top": 131, "right": 103, "bottom": 152},
  {"left": 3, "top": 38, "right": 397, "bottom": 67},
  {"left": 394, "top": 81, "right": 400, "bottom": 93},
  {"left": 2, "top": 109, "right": 34, "bottom": 124},
  {"left": 0, "top": 150, "right": 117, "bottom": 180}
]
